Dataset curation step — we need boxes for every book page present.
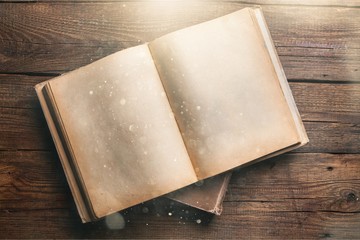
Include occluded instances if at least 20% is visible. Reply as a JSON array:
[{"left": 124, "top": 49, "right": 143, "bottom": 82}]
[
  {"left": 149, "top": 8, "right": 301, "bottom": 179},
  {"left": 47, "top": 45, "right": 197, "bottom": 218}
]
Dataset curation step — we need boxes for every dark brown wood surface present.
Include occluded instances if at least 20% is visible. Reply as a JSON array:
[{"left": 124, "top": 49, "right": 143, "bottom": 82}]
[{"left": 0, "top": 1, "right": 359, "bottom": 239}]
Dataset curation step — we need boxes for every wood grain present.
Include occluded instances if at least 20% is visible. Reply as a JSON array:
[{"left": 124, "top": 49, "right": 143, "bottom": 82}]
[
  {"left": 1, "top": 151, "right": 359, "bottom": 239},
  {"left": 0, "top": 74, "right": 51, "bottom": 109},
  {"left": 1, "top": 106, "right": 359, "bottom": 152},
  {"left": 0, "top": 0, "right": 359, "bottom": 7},
  {"left": 2, "top": 74, "right": 360, "bottom": 113},
  {"left": 0, "top": 3, "right": 359, "bottom": 81},
  {"left": 1, "top": 74, "right": 359, "bottom": 152},
  {"left": 0, "top": 0, "right": 359, "bottom": 238}
]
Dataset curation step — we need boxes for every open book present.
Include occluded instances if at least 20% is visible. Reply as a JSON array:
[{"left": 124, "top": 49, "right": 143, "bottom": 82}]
[{"left": 35, "top": 7, "right": 308, "bottom": 223}]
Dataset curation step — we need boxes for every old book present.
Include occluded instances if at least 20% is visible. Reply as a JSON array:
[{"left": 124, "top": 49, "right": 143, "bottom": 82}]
[
  {"left": 35, "top": 7, "right": 308, "bottom": 223},
  {"left": 166, "top": 172, "right": 232, "bottom": 215}
]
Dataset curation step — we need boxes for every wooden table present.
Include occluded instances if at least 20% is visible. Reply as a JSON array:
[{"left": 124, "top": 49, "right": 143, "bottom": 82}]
[{"left": 1, "top": 1, "right": 359, "bottom": 239}]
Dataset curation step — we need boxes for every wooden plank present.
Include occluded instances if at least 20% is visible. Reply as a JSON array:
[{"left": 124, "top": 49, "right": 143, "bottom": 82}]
[
  {"left": 0, "top": 3, "right": 359, "bottom": 81},
  {"left": 1, "top": 106, "right": 359, "bottom": 152},
  {"left": 0, "top": 74, "right": 51, "bottom": 109},
  {"left": 2, "top": 152, "right": 358, "bottom": 210},
  {"left": 2, "top": 74, "right": 360, "bottom": 113},
  {"left": 1, "top": 76, "right": 359, "bottom": 152},
  {"left": 0, "top": 151, "right": 70, "bottom": 210},
  {"left": 228, "top": 153, "right": 360, "bottom": 207},
  {"left": 291, "top": 83, "right": 360, "bottom": 121},
  {"left": 295, "top": 121, "right": 360, "bottom": 153},
  {"left": 0, "top": 107, "right": 54, "bottom": 150},
  {"left": 0, "top": 0, "right": 358, "bottom": 7},
  {"left": 236, "top": 0, "right": 360, "bottom": 6},
  {"left": 1, "top": 209, "right": 359, "bottom": 239},
  {"left": 209, "top": 211, "right": 360, "bottom": 239},
  {"left": 1, "top": 151, "right": 359, "bottom": 238}
]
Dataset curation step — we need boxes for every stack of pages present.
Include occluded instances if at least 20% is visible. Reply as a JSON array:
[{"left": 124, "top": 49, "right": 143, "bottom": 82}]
[{"left": 35, "top": 7, "right": 308, "bottom": 223}]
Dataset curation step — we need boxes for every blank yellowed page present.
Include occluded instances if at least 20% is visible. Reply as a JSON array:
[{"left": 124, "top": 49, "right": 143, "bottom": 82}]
[
  {"left": 48, "top": 45, "right": 197, "bottom": 218},
  {"left": 149, "top": 8, "right": 300, "bottom": 179}
]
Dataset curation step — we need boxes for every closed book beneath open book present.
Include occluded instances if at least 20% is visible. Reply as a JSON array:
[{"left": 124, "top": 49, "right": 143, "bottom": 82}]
[{"left": 35, "top": 7, "right": 308, "bottom": 223}]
